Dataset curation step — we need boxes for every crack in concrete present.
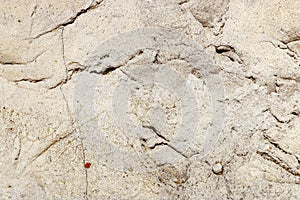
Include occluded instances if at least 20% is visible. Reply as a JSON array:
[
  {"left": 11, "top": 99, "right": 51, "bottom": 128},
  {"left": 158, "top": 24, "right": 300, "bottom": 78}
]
[
  {"left": 89, "top": 49, "right": 144, "bottom": 75},
  {"left": 47, "top": 29, "right": 69, "bottom": 90},
  {"left": 279, "top": 76, "right": 300, "bottom": 83},
  {"left": 61, "top": 28, "right": 68, "bottom": 83},
  {"left": 178, "top": 0, "right": 190, "bottom": 6},
  {"left": 0, "top": 50, "right": 46, "bottom": 66},
  {"left": 280, "top": 38, "right": 300, "bottom": 45},
  {"left": 257, "top": 150, "right": 300, "bottom": 177},
  {"left": 167, "top": 144, "right": 188, "bottom": 159},
  {"left": 265, "top": 108, "right": 292, "bottom": 124},
  {"left": 260, "top": 40, "right": 299, "bottom": 60},
  {"left": 32, "top": 0, "right": 104, "bottom": 39},
  {"left": 148, "top": 142, "right": 168, "bottom": 149},
  {"left": 79, "top": 137, "right": 89, "bottom": 200},
  {"left": 263, "top": 134, "right": 293, "bottom": 155},
  {"left": 67, "top": 61, "right": 89, "bottom": 80},
  {"left": 29, "top": 4, "right": 37, "bottom": 37},
  {"left": 30, "top": 129, "right": 75, "bottom": 165},
  {"left": 43, "top": 19, "right": 81, "bottom": 90},
  {"left": 13, "top": 77, "right": 47, "bottom": 83},
  {"left": 142, "top": 125, "right": 188, "bottom": 159},
  {"left": 142, "top": 125, "right": 169, "bottom": 142}
]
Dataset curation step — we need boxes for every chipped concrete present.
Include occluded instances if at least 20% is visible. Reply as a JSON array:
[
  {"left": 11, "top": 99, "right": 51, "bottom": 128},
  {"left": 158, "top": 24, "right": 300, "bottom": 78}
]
[{"left": 0, "top": 0, "right": 300, "bottom": 199}]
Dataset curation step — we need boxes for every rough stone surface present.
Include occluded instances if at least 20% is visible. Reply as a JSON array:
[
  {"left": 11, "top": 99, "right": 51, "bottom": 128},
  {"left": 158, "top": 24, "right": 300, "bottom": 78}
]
[{"left": 0, "top": 0, "right": 299, "bottom": 199}]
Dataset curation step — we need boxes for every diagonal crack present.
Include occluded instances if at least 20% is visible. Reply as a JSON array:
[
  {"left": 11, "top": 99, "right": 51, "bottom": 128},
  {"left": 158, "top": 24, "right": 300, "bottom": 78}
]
[
  {"left": 142, "top": 125, "right": 188, "bottom": 158},
  {"left": 263, "top": 134, "right": 293, "bottom": 155},
  {"left": 266, "top": 108, "right": 290, "bottom": 124},
  {"left": 257, "top": 150, "right": 300, "bottom": 177},
  {"left": 32, "top": 0, "right": 104, "bottom": 39},
  {"left": 167, "top": 144, "right": 188, "bottom": 158},
  {"left": 142, "top": 125, "right": 169, "bottom": 142},
  {"left": 30, "top": 129, "right": 75, "bottom": 165}
]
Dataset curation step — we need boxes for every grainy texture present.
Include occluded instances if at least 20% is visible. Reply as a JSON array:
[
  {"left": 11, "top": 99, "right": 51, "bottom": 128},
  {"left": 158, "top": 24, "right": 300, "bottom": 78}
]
[{"left": 0, "top": 0, "right": 299, "bottom": 199}]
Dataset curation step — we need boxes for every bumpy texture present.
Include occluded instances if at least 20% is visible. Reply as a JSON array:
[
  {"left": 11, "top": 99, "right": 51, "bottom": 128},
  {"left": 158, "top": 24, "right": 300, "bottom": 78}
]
[{"left": 0, "top": 0, "right": 299, "bottom": 199}]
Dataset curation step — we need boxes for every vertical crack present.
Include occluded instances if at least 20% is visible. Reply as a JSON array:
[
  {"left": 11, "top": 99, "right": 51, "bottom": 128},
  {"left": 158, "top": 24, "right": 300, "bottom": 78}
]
[
  {"left": 59, "top": 28, "right": 89, "bottom": 199},
  {"left": 13, "top": 129, "right": 22, "bottom": 161},
  {"left": 59, "top": 28, "right": 74, "bottom": 126},
  {"left": 29, "top": 3, "right": 37, "bottom": 38},
  {"left": 79, "top": 137, "right": 89, "bottom": 200},
  {"left": 61, "top": 28, "right": 68, "bottom": 84}
]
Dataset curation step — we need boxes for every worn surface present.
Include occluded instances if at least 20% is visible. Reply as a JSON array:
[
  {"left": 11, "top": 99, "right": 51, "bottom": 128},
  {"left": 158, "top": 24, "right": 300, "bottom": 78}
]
[{"left": 0, "top": 0, "right": 299, "bottom": 199}]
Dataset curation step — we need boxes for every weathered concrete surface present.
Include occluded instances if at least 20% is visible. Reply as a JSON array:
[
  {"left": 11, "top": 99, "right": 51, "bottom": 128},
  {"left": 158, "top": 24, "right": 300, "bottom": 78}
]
[{"left": 0, "top": 0, "right": 299, "bottom": 199}]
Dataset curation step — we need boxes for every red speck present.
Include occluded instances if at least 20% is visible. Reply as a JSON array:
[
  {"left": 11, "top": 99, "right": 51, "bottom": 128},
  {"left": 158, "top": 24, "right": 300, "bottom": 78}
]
[{"left": 84, "top": 162, "right": 91, "bottom": 168}]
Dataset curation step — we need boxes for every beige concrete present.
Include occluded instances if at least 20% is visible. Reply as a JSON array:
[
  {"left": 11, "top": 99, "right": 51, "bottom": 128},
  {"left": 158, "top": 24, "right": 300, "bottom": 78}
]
[{"left": 0, "top": 0, "right": 299, "bottom": 199}]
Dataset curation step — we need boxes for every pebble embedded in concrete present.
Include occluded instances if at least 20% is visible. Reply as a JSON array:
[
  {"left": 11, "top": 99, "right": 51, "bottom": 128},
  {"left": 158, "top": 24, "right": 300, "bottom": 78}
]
[{"left": 212, "top": 162, "right": 223, "bottom": 175}]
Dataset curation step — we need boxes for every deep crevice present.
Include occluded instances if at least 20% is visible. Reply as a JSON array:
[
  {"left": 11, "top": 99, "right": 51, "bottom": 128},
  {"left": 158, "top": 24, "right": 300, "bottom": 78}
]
[
  {"left": 142, "top": 125, "right": 169, "bottom": 142},
  {"left": 149, "top": 142, "right": 169, "bottom": 149},
  {"left": 263, "top": 134, "right": 292, "bottom": 155},
  {"left": 257, "top": 150, "right": 300, "bottom": 177}
]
